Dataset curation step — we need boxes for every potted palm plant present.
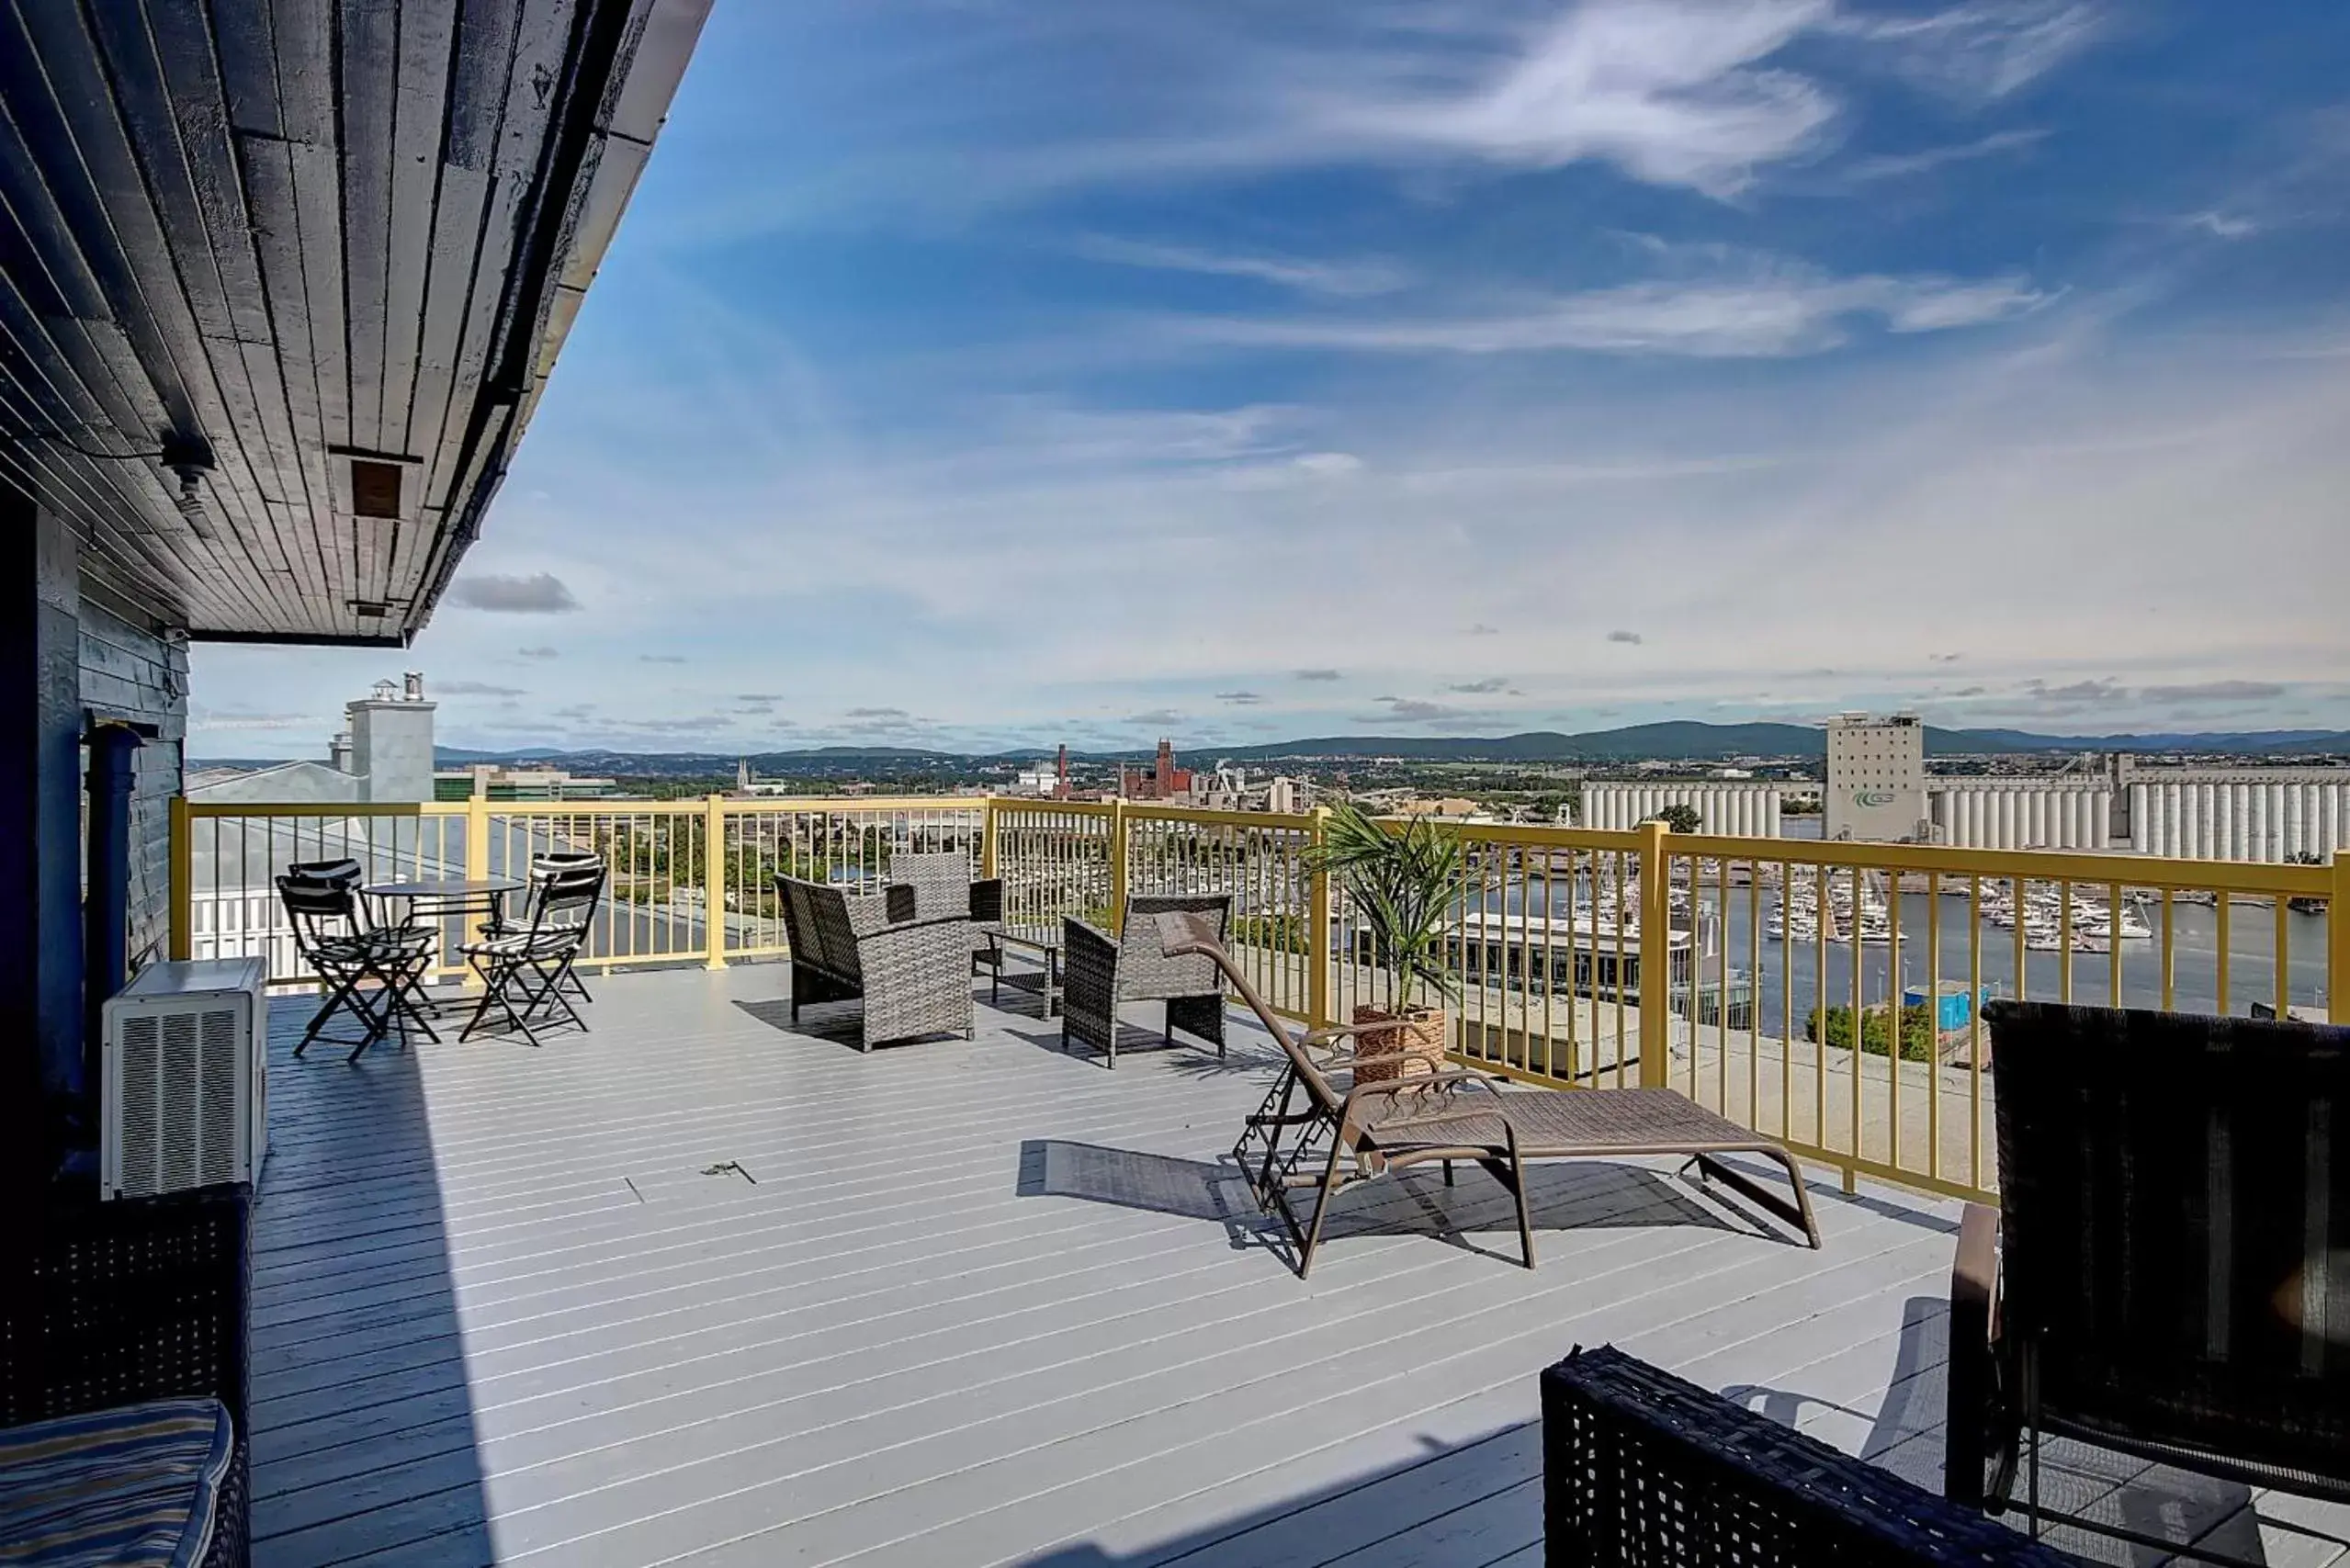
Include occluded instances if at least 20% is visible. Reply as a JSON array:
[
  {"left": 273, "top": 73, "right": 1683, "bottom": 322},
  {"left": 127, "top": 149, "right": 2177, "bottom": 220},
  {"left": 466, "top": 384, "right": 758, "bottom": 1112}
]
[{"left": 1306, "top": 803, "right": 1468, "bottom": 1081}]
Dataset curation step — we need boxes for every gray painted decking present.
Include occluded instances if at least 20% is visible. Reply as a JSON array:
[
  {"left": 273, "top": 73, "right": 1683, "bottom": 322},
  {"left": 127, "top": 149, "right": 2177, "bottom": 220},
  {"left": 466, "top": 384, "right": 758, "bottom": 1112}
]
[{"left": 248, "top": 963, "right": 2345, "bottom": 1568}]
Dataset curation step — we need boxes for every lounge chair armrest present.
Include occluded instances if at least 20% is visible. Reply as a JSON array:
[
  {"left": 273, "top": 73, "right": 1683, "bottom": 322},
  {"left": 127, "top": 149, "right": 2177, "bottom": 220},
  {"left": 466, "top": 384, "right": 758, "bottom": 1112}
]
[
  {"left": 1342, "top": 1068, "right": 1503, "bottom": 1111},
  {"left": 1944, "top": 1202, "right": 2001, "bottom": 1506},
  {"left": 1299, "top": 1021, "right": 1409, "bottom": 1052}
]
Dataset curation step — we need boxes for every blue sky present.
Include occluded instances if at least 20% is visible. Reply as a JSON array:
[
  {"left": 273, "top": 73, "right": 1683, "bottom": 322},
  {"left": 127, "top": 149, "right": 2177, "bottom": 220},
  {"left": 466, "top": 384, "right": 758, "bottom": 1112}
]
[{"left": 196, "top": 0, "right": 2350, "bottom": 758}]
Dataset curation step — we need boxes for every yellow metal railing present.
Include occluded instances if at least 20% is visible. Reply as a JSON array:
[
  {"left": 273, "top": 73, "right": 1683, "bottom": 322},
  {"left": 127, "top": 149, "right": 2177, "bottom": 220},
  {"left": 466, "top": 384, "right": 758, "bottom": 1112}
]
[{"left": 171, "top": 794, "right": 2344, "bottom": 1203}]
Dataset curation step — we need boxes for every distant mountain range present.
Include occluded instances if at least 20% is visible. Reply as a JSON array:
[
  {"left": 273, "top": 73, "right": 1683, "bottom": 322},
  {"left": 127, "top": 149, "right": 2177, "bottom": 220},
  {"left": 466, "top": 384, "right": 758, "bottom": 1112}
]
[{"left": 390, "top": 721, "right": 2350, "bottom": 776}]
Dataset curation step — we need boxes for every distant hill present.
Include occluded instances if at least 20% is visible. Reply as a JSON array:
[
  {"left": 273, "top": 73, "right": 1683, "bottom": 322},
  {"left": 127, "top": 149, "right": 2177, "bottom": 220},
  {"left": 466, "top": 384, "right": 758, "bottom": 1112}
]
[{"left": 390, "top": 721, "right": 2350, "bottom": 776}]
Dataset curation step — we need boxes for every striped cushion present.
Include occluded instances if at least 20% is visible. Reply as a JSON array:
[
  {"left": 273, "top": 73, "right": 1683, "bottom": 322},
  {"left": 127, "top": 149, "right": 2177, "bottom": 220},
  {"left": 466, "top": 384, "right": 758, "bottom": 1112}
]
[{"left": 0, "top": 1399, "right": 232, "bottom": 1568}]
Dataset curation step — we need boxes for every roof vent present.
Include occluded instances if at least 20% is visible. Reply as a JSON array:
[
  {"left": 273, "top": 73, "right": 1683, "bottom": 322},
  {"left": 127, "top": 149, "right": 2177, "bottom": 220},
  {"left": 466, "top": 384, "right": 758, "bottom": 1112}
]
[
  {"left": 348, "top": 599, "right": 390, "bottom": 619},
  {"left": 330, "top": 448, "right": 417, "bottom": 520}
]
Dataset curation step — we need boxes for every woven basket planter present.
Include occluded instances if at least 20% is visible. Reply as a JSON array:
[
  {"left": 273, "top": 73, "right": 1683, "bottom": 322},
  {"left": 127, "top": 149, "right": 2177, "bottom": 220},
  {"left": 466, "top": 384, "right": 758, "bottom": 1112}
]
[{"left": 1350, "top": 1004, "right": 1449, "bottom": 1083}]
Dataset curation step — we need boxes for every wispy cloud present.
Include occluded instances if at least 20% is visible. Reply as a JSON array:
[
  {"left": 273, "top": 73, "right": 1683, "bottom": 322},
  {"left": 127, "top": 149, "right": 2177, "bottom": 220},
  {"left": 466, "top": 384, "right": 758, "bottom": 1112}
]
[
  {"left": 446, "top": 572, "right": 579, "bottom": 614},
  {"left": 1359, "top": 696, "right": 1472, "bottom": 724},
  {"left": 640, "top": 654, "right": 689, "bottom": 665},
  {"left": 2183, "top": 210, "right": 2258, "bottom": 241},
  {"left": 190, "top": 711, "right": 314, "bottom": 732},
  {"left": 1072, "top": 235, "right": 1406, "bottom": 296},
  {"left": 1124, "top": 708, "right": 1187, "bottom": 726},
  {"left": 1184, "top": 265, "right": 2046, "bottom": 358},
  {"left": 1295, "top": 669, "right": 1343, "bottom": 682},
  {"left": 1844, "top": 128, "right": 2048, "bottom": 184},
  {"left": 1444, "top": 676, "right": 1508, "bottom": 694},
  {"left": 1323, "top": 0, "right": 1840, "bottom": 197},
  {"left": 1215, "top": 690, "right": 1266, "bottom": 705},
  {"left": 435, "top": 680, "right": 527, "bottom": 697},
  {"left": 1838, "top": 1, "right": 2104, "bottom": 103},
  {"left": 1608, "top": 629, "right": 1644, "bottom": 645},
  {"left": 2141, "top": 680, "right": 2286, "bottom": 704},
  {"left": 517, "top": 645, "right": 560, "bottom": 660}
]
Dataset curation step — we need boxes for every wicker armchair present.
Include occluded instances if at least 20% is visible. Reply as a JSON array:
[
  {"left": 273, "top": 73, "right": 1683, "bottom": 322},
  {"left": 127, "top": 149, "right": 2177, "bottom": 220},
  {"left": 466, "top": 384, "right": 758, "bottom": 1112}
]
[
  {"left": 775, "top": 874, "right": 975, "bottom": 1050},
  {"left": 1946, "top": 1001, "right": 2350, "bottom": 1562},
  {"left": 888, "top": 849, "right": 1004, "bottom": 932},
  {"left": 1060, "top": 893, "right": 1232, "bottom": 1067},
  {"left": 1546, "top": 1345, "right": 2081, "bottom": 1566},
  {"left": 2, "top": 1186, "right": 252, "bottom": 1568}
]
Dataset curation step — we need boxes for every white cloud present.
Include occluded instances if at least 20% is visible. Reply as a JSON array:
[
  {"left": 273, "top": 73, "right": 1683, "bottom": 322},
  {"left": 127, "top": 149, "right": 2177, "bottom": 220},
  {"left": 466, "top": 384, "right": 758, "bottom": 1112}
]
[
  {"left": 1842, "top": 128, "right": 2048, "bottom": 183},
  {"left": 1328, "top": 0, "right": 1840, "bottom": 197},
  {"left": 2142, "top": 680, "right": 2287, "bottom": 705},
  {"left": 1188, "top": 266, "right": 2046, "bottom": 358},
  {"left": 1838, "top": 1, "right": 2104, "bottom": 103},
  {"left": 446, "top": 572, "right": 579, "bottom": 613},
  {"left": 1071, "top": 236, "right": 1407, "bottom": 296},
  {"left": 2184, "top": 210, "right": 2258, "bottom": 241}
]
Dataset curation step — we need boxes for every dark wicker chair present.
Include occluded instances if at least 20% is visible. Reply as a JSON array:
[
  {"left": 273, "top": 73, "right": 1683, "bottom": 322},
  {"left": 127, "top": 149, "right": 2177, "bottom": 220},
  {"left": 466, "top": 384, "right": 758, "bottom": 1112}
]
[
  {"left": 888, "top": 849, "right": 1004, "bottom": 932},
  {"left": 1546, "top": 1345, "right": 2082, "bottom": 1566},
  {"left": 1060, "top": 893, "right": 1233, "bottom": 1067},
  {"left": 1, "top": 1186, "right": 252, "bottom": 1568},
  {"left": 1946, "top": 1001, "right": 2350, "bottom": 1564},
  {"left": 775, "top": 874, "right": 975, "bottom": 1050}
]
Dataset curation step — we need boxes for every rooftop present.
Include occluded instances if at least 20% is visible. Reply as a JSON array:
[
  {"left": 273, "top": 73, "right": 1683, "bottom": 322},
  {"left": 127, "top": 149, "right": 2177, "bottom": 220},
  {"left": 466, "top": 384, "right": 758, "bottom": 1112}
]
[{"left": 249, "top": 962, "right": 2344, "bottom": 1568}]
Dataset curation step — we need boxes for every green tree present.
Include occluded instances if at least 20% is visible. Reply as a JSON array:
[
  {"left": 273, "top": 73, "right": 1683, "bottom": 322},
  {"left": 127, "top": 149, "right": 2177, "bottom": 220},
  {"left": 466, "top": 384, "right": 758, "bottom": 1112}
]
[
  {"left": 1649, "top": 803, "right": 1703, "bottom": 835},
  {"left": 1806, "top": 1004, "right": 1937, "bottom": 1063}
]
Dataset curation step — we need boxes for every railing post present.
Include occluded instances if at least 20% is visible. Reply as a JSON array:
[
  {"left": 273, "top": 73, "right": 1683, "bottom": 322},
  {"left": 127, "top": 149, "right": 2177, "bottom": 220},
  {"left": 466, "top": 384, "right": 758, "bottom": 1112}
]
[
  {"left": 463, "top": 791, "right": 491, "bottom": 986},
  {"left": 2333, "top": 851, "right": 2350, "bottom": 1018},
  {"left": 1307, "top": 806, "right": 1332, "bottom": 1029},
  {"left": 980, "top": 796, "right": 999, "bottom": 880},
  {"left": 167, "top": 795, "right": 192, "bottom": 962},
  {"left": 1108, "top": 798, "right": 1130, "bottom": 931},
  {"left": 704, "top": 793, "right": 729, "bottom": 970},
  {"left": 1636, "top": 819, "right": 1671, "bottom": 1088}
]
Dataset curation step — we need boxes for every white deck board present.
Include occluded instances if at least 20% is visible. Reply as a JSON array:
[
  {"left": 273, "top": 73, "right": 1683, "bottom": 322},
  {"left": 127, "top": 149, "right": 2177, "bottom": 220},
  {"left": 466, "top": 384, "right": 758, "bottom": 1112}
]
[{"left": 245, "top": 962, "right": 2347, "bottom": 1568}]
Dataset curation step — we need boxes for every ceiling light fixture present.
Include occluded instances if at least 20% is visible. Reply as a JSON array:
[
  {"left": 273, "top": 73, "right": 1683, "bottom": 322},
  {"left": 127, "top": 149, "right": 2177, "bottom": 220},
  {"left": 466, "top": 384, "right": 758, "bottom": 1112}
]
[{"left": 160, "top": 434, "right": 218, "bottom": 540}]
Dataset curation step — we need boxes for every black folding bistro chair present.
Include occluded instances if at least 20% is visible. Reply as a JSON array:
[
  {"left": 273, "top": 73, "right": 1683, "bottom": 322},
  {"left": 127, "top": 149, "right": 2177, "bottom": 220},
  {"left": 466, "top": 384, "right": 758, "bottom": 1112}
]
[
  {"left": 277, "top": 862, "right": 438, "bottom": 1063},
  {"left": 457, "top": 860, "right": 605, "bottom": 1046},
  {"left": 480, "top": 851, "right": 602, "bottom": 1003}
]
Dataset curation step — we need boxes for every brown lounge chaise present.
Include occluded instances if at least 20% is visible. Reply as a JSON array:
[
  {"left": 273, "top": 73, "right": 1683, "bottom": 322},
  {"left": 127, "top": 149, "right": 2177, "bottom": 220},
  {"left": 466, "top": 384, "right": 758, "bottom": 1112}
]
[
  {"left": 1151, "top": 911, "right": 1821, "bottom": 1279},
  {"left": 1946, "top": 1000, "right": 2350, "bottom": 1565}
]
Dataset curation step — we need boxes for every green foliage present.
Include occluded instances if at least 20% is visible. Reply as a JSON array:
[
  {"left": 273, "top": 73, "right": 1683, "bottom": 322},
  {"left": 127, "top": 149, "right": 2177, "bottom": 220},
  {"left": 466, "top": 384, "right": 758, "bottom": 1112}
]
[
  {"left": 1806, "top": 1004, "right": 1937, "bottom": 1062},
  {"left": 1305, "top": 803, "right": 1467, "bottom": 1002},
  {"left": 1648, "top": 803, "right": 1703, "bottom": 834},
  {"left": 1231, "top": 912, "right": 1308, "bottom": 955}
]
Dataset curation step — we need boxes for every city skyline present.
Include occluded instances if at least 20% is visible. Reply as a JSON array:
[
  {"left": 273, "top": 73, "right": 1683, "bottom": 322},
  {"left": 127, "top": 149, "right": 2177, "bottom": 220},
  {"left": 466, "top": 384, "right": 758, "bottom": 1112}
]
[{"left": 195, "top": 1, "right": 2350, "bottom": 755}]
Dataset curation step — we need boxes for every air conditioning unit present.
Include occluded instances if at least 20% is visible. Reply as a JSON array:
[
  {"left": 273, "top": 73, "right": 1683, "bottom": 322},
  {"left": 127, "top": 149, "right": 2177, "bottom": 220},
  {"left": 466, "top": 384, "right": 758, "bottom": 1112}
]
[{"left": 102, "top": 957, "right": 269, "bottom": 1200}]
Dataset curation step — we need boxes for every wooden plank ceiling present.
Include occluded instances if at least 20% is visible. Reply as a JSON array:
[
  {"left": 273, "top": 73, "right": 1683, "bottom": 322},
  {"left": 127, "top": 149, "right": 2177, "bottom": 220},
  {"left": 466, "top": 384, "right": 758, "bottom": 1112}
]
[{"left": 0, "top": 0, "right": 707, "bottom": 646}]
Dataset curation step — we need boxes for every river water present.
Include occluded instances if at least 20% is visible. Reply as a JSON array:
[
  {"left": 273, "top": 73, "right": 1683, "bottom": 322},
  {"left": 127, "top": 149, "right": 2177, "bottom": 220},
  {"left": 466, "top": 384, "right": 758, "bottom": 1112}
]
[{"left": 1474, "top": 874, "right": 2331, "bottom": 1027}]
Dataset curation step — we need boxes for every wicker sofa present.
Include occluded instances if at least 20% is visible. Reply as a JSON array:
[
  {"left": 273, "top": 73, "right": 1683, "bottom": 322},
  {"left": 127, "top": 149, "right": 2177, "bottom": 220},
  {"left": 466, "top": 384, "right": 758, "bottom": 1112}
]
[
  {"left": 774, "top": 874, "right": 975, "bottom": 1049},
  {"left": 1545, "top": 1345, "right": 2081, "bottom": 1566},
  {"left": 0, "top": 1185, "right": 253, "bottom": 1568}
]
